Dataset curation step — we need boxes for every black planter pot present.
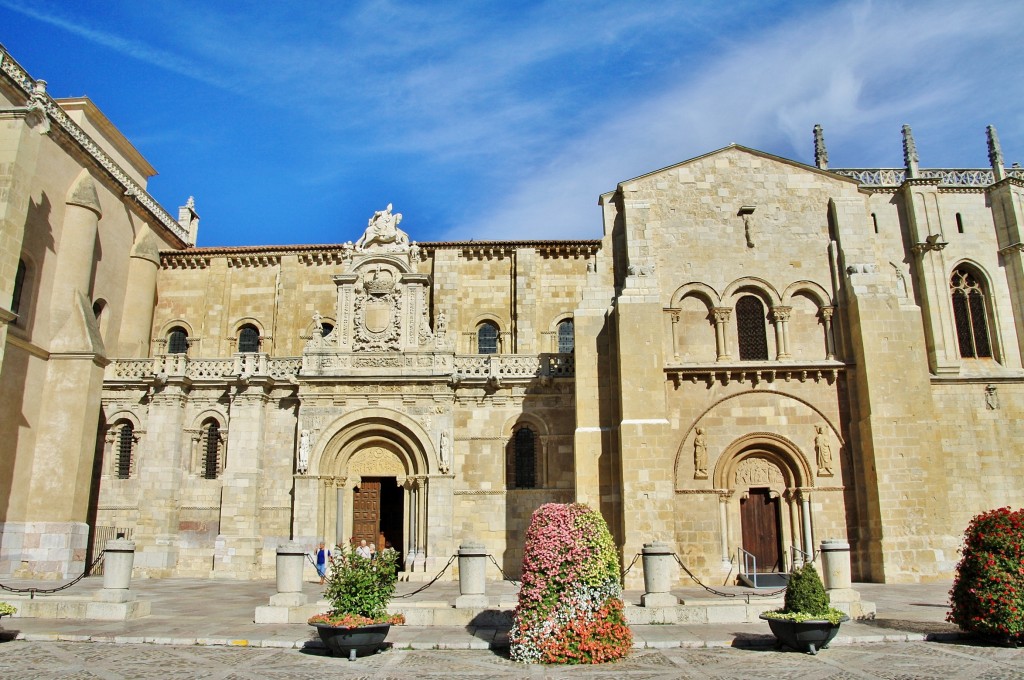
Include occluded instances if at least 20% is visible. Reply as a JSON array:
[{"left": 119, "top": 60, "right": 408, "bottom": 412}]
[
  {"left": 311, "top": 622, "right": 391, "bottom": 659},
  {"left": 759, "top": 614, "right": 849, "bottom": 654}
]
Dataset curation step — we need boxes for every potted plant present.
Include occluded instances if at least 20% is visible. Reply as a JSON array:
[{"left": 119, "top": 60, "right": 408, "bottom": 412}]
[
  {"left": 307, "top": 546, "right": 405, "bottom": 659},
  {"left": 759, "top": 562, "right": 848, "bottom": 654}
]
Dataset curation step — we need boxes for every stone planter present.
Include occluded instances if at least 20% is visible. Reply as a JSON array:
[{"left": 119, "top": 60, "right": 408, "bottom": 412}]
[
  {"left": 311, "top": 622, "right": 391, "bottom": 659},
  {"left": 759, "top": 614, "right": 849, "bottom": 654}
]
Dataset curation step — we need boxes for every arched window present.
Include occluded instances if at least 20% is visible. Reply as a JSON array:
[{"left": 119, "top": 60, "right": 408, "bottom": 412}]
[
  {"left": 116, "top": 421, "right": 134, "bottom": 479},
  {"left": 951, "top": 268, "right": 992, "bottom": 359},
  {"left": 167, "top": 327, "right": 189, "bottom": 354},
  {"left": 237, "top": 324, "right": 260, "bottom": 353},
  {"left": 320, "top": 322, "right": 334, "bottom": 337},
  {"left": 202, "top": 419, "right": 223, "bottom": 479},
  {"left": 478, "top": 321, "right": 499, "bottom": 354},
  {"left": 12, "top": 258, "right": 28, "bottom": 317},
  {"left": 736, "top": 296, "right": 769, "bottom": 360},
  {"left": 557, "top": 319, "right": 574, "bottom": 353},
  {"left": 508, "top": 427, "right": 536, "bottom": 489}
]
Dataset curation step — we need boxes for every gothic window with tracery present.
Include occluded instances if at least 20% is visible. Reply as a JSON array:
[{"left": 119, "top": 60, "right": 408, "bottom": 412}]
[
  {"left": 507, "top": 426, "right": 537, "bottom": 489},
  {"left": 167, "top": 327, "right": 189, "bottom": 354},
  {"left": 237, "top": 324, "right": 260, "bottom": 353},
  {"left": 116, "top": 421, "right": 134, "bottom": 479},
  {"left": 736, "top": 295, "right": 769, "bottom": 360},
  {"left": 201, "top": 419, "right": 223, "bottom": 479},
  {"left": 557, "top": 319, "right": 574, "bottom": 353},
  {"left": 951, "top": 268, "right": 992, "bottom": 359},
  {"left": 478, "top": 321, "right": 499, "bottom": 354}
]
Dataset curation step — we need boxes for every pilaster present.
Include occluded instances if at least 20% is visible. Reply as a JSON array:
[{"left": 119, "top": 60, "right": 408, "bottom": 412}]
[{"left": 990, "top": 178, "right": 1024, "bottom": 364}]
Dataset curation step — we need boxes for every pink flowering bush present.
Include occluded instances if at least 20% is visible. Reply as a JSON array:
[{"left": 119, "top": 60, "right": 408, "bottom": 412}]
[
  {"left": 948, "top": 507, "right": 1024, "bottom": 644},
  {"left": 509, "top": 503, "right": 632, "bottom": 664}
]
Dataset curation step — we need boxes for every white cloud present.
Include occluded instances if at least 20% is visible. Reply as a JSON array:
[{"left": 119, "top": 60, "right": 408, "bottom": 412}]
[{"left": 451, "top": 1, "right": 1024, "bottom": 241}]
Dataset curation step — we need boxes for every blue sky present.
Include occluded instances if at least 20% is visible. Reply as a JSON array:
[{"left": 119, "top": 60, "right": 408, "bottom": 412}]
[{"left": 2, "top": 1, "right": 1022, "bottom": 247}]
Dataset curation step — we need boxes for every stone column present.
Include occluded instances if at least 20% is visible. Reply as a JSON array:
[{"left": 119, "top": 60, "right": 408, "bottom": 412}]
[
  {"left": 821, "top": 307, "right": 836, "bottom": 360},
  {"left": 718, "top": 494, "right": 730, "bottom": 565},
  {"left": 640, "top": 541, "right": 679, "bottom": 607},
  {"left": 455, "top": 541, "right": 488, "bottom": 608},
  {"left": 117, "top": 231, "right": 160, "bottom": 357},
  {"left": 668, "top": 309, "right": 680, "bottom": 360},
  {"left": 799, "top": 490, "right": 813, "bottom": 557},
  {"left": 770, "top": 306, "right": 791, "bottom": 359},
  {"left": 712, "top": 307, "right": 732, "bottom": 361}
]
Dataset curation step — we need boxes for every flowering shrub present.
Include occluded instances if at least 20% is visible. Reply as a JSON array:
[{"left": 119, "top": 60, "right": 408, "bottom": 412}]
[
  {"left": 509, "top": 503, "right": 631, "bottom": 664},
  {"left": 308, "top": 546, "right": 402, "bottom": 627},
  {"left": 948, "top": 507, "right": 1024, "bottom": 643},
  {"left": 0, "top": 602, "right": 16, "bottom": 617}
]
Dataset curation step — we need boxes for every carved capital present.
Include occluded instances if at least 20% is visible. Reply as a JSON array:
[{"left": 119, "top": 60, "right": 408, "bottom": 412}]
[
  {"left": 712, "top": 307, "right": 732, "bottom": 323},
  {"left": 770, "top": 306, "right": 792, "bottom": 323}
]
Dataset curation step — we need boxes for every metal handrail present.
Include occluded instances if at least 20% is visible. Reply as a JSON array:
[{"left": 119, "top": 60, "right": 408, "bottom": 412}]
[
  {"left": 737, "top": 547, "right": 759, "bottom": 588},
  {"left": 790, "top": 545, "right": 812, "bottom": 569}
]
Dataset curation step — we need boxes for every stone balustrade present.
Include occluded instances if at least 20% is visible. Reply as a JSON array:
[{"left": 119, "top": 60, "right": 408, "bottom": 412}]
[
  {"left": 106, "top": 352, "right": 576, "bottom": 383},
  {"left": 831, "top": 167, "right": 1024, "bottom": 187}
]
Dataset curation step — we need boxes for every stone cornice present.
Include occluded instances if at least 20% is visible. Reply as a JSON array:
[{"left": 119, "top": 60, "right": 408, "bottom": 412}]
[{"left": 0, "top": 47, "right": 188, "bottom": 247}]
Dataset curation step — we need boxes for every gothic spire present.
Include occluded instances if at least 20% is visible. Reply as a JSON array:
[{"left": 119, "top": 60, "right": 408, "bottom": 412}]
[
  {"left": 987, "top": 125, "right": 1006, "bottom": 182},
  {"left": 902, "top": 124, "right": 919, "bottom": 178}
]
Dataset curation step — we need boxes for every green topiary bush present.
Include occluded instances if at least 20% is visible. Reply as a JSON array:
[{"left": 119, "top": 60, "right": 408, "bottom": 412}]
[
  {"left": 947, "top": 507, "right": 1024, "bottom": 644},
  {"left": 783, "top": 563, "right": 830, "bottom": 616},
  {"left": 509, "top": 503, "right": 632, "bottom": 664},
  {"left": 762, "top": 562, "right": 845, "bottom": 624}
]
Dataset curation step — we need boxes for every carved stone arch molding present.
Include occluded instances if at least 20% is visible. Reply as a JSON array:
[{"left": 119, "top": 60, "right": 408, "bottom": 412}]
[
  {"left": 673, "top": 389, "right": 844, "bottom": 487},
  {"left": 712, "top": 432, "right": 812, "bottom": 492},
  {"left": 310, "top": 407, "right": 433, "bottom": 480}
]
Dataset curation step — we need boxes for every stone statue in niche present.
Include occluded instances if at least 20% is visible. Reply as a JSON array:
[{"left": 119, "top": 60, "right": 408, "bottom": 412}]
[
  {"left": 297, "top": 430, "right": 311, "bottom": 475},
  {"left": 985, "top": 384, "right": 999, "bottom": 410},
  {"left": 439, "top": 431, "right": 451, "bottom": 474},
  {"left": 355, "top": 203, "right": 410, "bottom": 251},
  {"left": 312, "top": 310, "right": 324, "bottom": 335},
  {"left": 693, "top": 427, "right": 708, "bottom": 479},
  {"left": 435, "top": 310, "right": 447, "bottom": 337},
  {"left": 815, "top": 425, "right": 833, "bottom": 476}
]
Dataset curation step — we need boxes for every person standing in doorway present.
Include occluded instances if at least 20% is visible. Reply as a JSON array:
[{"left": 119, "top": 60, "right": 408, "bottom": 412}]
[{"left": 356, "top": 539, "right": 372, "bottom": 559}]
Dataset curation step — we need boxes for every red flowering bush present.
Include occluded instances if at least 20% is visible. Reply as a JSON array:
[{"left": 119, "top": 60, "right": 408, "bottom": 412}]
[
  {"left": 509, "top": 503, "right": 632, "bottom": 664},
  {"left": 948, "top": 507, "right": 1024, "bottom": 643}
]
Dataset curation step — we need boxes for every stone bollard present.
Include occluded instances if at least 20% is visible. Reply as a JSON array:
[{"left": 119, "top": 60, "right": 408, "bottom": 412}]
[
  {"left": 819, "top": 539, "right": 851, "bottom": 590},
  {"left": 819, "top": 539, "right": 859, "bottom": 604},
  {"left": 455, "top": 541, "right": 488, "bottom": 608},
  {"left": 640, "top": 541, "right": 679, "bottom": 607},
  {"left": 270, "top": 542, "right": 309, "bottom": 607},
  {"left": 87, "top": 538, "right": 151, "bottom": 619},
  {"left": 97, "top": 538, "right": 136, "bottom": 602}
]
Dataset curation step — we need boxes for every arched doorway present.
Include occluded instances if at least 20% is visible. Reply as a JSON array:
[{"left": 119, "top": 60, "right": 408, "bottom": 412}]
[
  {"left": 297, "top": 409, "right": 436, "bottom": 574},
  {"left": 713, "top": 434, "right": 813, "bottom": 583}
]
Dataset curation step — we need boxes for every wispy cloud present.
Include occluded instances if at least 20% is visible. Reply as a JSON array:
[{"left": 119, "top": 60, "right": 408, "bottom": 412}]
[
  {"left": 0, "top": 0, "right": 237, "bottom": 92},
  {"left": 451, "top": 1, "right": 1024, "bottom": 241}
]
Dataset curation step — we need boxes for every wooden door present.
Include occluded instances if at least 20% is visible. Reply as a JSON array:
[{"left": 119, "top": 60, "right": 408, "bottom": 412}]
[
  {"left": 351, "top": 479, "right": 381, "bottom": 546},
  {"left": 740, "top": 488, "right": 781, "bottom": 572}
]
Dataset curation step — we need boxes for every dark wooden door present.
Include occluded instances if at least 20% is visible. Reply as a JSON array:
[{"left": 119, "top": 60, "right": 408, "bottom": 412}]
[
  {"left": 352, "top": 479, "right": 381, "bottom": 546},
  {"left": 740, "top": 488, "right": 781, "bottom": 572}
]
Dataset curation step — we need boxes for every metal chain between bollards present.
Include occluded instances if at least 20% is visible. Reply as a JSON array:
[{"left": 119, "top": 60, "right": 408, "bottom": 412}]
[
  {"left": 671, "top": 552, "right": 787, "bottom": 598},
  {"left": 391, "top": 554, "right": 457, "bottom": 599},
  {"left": 621, "top": 552, "right": 641, "bottom": 578},
  {"left": 0, "top": 550, "right": 106, "bottom": 598},
  {"left": 485, "top": 553, "right": 519, "bottom": 586}
]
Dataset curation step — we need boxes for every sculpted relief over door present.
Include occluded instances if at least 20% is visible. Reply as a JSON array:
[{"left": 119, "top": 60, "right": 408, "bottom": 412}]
[{"left": 348, "top": 446, "right": 406, "bottom": 487}]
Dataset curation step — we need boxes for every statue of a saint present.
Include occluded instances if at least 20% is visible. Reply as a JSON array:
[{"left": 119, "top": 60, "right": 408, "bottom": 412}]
[
  {"left": 355, "top": 203, "right": 410, "bottom": 251},
  {"left": 439, "top": 431, "right": 451, "bottom": 474},
  {"left": 815, "top": 425, "right": 833, "bottom": 476},
  {"left": 312, "top": 310, "right": 324, "bottom": 336},
  {"left": 297, "top": 430, "right": 311, "bottom": 475},
  {"left": 693, "top": 427, "right": 708, "bottom": 478}
]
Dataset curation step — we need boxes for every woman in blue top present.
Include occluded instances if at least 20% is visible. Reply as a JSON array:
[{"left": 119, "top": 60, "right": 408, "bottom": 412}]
[{"left": 315, "top": 541, "right": 331, "bottom": 584}]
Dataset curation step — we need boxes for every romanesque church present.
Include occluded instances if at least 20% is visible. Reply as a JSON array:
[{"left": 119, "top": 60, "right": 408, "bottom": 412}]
[{"left": 2, "top": 45, "right": 1022, "bottom": 585}]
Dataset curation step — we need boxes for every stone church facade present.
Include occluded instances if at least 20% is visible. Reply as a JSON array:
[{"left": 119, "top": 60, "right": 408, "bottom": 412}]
[{"left": 3, "top": 45, "right": 1024, "bottom": 584}]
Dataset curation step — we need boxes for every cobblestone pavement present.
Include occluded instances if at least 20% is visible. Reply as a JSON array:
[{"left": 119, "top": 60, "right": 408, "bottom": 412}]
[{"left": 1, "top": 639, "right": 1023, "bottom": 679}]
